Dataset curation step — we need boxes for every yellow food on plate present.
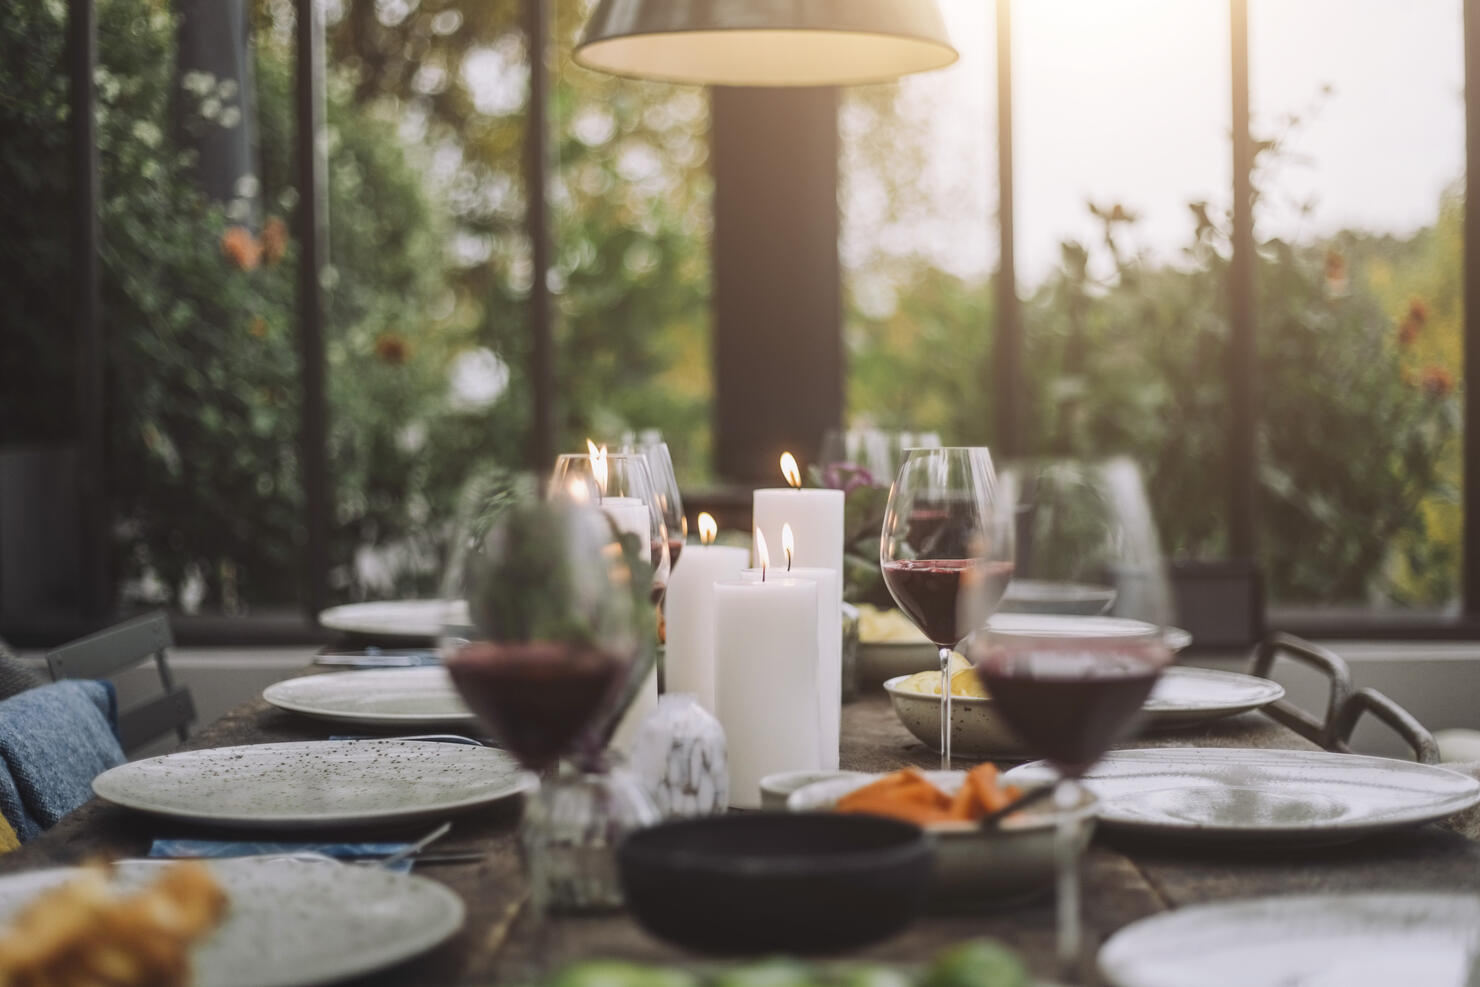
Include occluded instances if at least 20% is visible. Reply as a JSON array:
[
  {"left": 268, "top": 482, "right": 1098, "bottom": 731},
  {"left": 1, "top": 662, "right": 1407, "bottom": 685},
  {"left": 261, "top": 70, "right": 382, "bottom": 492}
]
[
  {"left": 857, "top": 604, "right": 931, "bottom": 644},
  {"left": 0, "top": 861, "right": 227, "bottom": 987},
  {"left": 897, "top": 656, "right": 989, "bottom": 698}
]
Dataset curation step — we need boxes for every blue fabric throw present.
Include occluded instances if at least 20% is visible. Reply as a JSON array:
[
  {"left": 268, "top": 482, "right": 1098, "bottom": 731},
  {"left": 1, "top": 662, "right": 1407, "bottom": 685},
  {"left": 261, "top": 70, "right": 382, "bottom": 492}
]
[{"left": 0, "top": 681, "right": 124, "bottom": 841}]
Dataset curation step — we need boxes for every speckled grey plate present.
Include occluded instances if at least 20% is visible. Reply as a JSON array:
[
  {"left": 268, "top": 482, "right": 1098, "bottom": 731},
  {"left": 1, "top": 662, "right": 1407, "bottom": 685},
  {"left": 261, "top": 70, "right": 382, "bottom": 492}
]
[
  {"left": 1100, "top": 893, "right": 1480, "bottom": 987},
  {"left": 1005, "top": 748, "right": 1480, "bottom": 843},
  {"left": 317, "top": 599, "right": 466, "bottom": 639},
  {"left": 263, "top": 667, "right": 477, "bottom": 729},
  {"left": 1140, "top": 667, "right": 1285, "bottom": 728},
  {"left": 0, "top": 858, "right": 465, "bottom": 987},
  {"left": 94, "top": 740, "right": 532, "bottom": 830}
]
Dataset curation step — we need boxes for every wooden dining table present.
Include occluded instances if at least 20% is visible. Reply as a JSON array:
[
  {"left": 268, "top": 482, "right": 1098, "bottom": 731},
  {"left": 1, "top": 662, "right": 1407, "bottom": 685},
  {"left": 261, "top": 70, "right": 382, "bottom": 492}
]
[{"left": 5, "top": 664, "right": 1480, "bottom": 985}]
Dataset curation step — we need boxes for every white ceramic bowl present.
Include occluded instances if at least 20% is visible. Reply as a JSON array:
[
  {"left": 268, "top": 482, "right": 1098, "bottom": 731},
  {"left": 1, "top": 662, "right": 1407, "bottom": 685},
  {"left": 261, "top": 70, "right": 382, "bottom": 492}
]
[
  {"left": 758, "top": 770, "right": 866, "bottom": 812},
  {"left": 883, "top": 674, "right": 1032, "bottom": 759},
  {"left": 787, "top": 770, "right": 1096, "bottom": 907}
]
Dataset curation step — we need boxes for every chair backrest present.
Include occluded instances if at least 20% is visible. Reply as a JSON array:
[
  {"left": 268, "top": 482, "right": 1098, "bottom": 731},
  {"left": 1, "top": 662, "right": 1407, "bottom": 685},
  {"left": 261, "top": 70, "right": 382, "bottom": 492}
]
[
  {"left": 1248, "top": 632, "right": 1353, "bottom": 749},
  {"left": 45, "top": 611, "right": 195, "bottom": 753}
]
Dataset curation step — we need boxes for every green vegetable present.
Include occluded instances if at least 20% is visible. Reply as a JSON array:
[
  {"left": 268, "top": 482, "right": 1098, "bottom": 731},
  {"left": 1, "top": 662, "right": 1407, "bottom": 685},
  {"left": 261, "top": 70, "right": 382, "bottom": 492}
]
[
  {"left": 829, "top": 963, "right": 914, "bottom": 987},
  {"left": 549, "top": 959, "right": 700, "bottom": 987},
  {"left": 919, "top": 940, "right": 1029, "bottom": 987},
  {"left": 711, "top": 959, "right": 819, "bottom": 987}
]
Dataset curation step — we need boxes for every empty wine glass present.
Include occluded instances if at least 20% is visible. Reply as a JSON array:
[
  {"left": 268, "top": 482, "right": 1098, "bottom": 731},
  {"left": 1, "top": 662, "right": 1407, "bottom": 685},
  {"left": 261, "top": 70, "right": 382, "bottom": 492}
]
[
  {"left": 620, "top": 437, "right": 686, "bottom": 570},
  {"left": 880, "top": 447, "right": 1014, "bottom": 769},
  {"left": 549, "top": 446, "right": 672, "bottom": 606},
  {"left": 968, "top": 457, "right": 1174, "bottom": 980}
]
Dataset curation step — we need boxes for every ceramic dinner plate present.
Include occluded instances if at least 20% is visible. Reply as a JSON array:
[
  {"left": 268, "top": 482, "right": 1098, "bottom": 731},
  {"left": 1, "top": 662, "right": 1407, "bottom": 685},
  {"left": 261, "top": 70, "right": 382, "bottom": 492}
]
[
  {"left": 317, "top": 599, "right": 467, "bottom": 640},
  {"left": 0, "top": 858, "right": 464, "bottom": 987},
  {"left": 264, "top": 667, "right": 477, "bottom": 729},
  {"left": 1004, "top": 747, "right": 1480, "bottom": 843},
  {"left": 93, "top": 740, "right": 531, "bottom": 830},
  {"left": 985, "top": 613, "right": 1194, "bottom": 652},
  {"left": 1140, "top": 667, "right": 1285, "bottom": 728},
  {"left": 1099, "top": 893, "right": 1480, "bottom": 987}
]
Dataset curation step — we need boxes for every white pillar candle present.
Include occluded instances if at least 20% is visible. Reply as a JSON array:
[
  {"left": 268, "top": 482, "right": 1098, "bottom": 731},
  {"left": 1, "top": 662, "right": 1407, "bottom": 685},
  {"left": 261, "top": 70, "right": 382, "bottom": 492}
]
[
  {"left": 665, "top": 543, "right": 749, "bottom": 713},
  {"left": 599, "top": 496, "right": 651, "bottom": 545},
  {"left": 609, "top": 664, "right": 658, "bottom": 755},
  {"left": 751, "top": 487, "right": 844, "bottom": 575},
  {"left": 742, "top": 564, "right": 840, "bottom": 770},
  {"left": 713, "top": 576, "right": 821, "bottom": 808}
]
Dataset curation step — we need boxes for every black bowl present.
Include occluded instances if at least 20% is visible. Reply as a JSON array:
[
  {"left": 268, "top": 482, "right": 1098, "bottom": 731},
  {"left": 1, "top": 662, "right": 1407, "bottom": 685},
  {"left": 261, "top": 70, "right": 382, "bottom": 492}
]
[{"left": 618, "top": 812, "right": 931, "bottom": 955}]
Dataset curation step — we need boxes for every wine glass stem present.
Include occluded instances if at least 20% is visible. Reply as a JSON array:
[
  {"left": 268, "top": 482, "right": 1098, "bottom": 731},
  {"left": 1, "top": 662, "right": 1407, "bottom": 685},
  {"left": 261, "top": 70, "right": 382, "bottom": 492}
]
[
  {"left": 938, "top": 646, "right": 953, "bottom": 770},
  {"left": 1054, "top": 777, "right": 1085, "bottom": 981}
]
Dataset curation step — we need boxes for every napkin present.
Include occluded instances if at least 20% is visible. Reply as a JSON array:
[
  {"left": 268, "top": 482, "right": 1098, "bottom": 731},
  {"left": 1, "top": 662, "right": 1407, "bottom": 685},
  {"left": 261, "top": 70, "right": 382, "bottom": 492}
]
[
  {"left": 0, "top": 680, "right": 124, "bottom": 841},
  {"left": 147, "top": 839, "right": 415, "bottom": 873}
]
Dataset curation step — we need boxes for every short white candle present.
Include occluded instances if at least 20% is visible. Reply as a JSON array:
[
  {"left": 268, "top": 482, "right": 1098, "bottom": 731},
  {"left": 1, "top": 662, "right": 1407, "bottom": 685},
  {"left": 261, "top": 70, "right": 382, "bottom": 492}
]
[
  {"left": 741, "top": 563, "right": 840, "bottom": 770},
  {"left": 713, "top": 575, "right": 821, "bottom": 808},
  {"left": 665, "top": 516, "right": 748, "bottom": 714}
]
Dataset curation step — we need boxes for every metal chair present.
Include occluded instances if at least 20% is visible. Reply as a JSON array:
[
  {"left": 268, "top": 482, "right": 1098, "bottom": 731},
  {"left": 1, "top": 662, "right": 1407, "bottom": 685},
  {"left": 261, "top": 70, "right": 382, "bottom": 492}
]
[
  {"left": 45, "top": 611, "right": 195, "bottom": 753},
  {"left": 1331, "top": 687, "right": 1440, "bottom": 764},
  {"left": 1250, "top": 632, "right": 1438, "bottom": 763},
  {"left": 1248, "top": 632, "right": 1353, "bottom": 749}
]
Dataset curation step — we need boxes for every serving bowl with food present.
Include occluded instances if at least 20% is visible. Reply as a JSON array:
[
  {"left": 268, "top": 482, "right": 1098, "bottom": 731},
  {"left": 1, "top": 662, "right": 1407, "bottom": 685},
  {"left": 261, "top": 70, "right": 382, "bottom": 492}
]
[
  {"left": 788, "top": 765, "right": 1095, "bottom": 908},
  {"left": 883, "top": 616, "right": 1196, "bottom": 758}
]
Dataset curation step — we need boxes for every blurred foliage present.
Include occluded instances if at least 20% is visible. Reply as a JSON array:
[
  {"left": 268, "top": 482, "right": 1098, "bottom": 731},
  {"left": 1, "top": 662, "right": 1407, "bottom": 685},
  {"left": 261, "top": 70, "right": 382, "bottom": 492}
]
[
  {"left": 1, "top": 0, "right": 711, "bottom": 611},
  {"left": 2, "top": 0, "right": 1459, "bottom": 612},
  {"left": 843, "top": 98, "right": 1460, "bottom": 608}
]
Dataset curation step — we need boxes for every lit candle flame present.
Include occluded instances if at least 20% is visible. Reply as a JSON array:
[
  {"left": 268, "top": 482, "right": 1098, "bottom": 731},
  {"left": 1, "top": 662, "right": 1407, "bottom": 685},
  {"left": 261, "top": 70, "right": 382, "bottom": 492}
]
[
  {"left": 698, "top": 512, "right": 718, "bottom": 546},
  {"left": 586, "top": 438, "right": 608, "bottom": 497},
  {"left": 754, "top": 526, "right": 769, "bottom": 581},
  {"left": 780, "top": 452, "right": 801, "bottom": 489},
  {"left": 782, "top": 522, "right": 795, "bottom": 571}
]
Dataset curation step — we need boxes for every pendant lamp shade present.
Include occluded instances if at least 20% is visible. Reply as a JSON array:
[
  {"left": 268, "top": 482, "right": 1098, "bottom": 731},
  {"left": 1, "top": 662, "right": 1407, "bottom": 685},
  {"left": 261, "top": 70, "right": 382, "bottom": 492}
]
[{"left": 574, "top": 0, "right": 958, "bottom": 87}]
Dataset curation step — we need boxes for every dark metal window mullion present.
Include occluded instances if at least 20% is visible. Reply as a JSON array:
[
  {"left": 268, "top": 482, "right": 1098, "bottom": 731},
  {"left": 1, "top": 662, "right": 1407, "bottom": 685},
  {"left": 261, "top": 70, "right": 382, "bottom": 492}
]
[
  {"left": 1464, "top": 0, "right": 1480, "bottom": 616},
  {"left": 294, "top": 0, "right": 330, "bottom": 617}
]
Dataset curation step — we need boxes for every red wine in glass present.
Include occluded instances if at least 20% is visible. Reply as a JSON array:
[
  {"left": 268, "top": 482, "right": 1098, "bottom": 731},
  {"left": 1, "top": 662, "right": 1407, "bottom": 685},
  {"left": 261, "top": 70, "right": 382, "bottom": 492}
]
[
  {"left": 446, "top": 641, "right": 624, "bottom": 771},
  {"left": 667, "top": 539, "right": 684, "bottom": 568},
  {"left": 973, "top": 640, "right": 1169, "bottom": 777},
  {"left": 881, "top": 559, "right": 1014, "bottom": 647}
]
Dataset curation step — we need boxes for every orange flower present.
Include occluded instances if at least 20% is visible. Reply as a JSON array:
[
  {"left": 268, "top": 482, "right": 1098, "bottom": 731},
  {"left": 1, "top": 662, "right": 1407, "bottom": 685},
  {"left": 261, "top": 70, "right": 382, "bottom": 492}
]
[
  {"left": 261, "top": 216, "right": 289, "bottom": 266},
  {"left": 1420, "top": 365, "right": 1455, "bottom": 398},
  {"left": 374, "top": 333, "right": 411, "bottom": 366},
  {"left": 248, "top": 316, "right": 269, "bottom": 339},
  {"left": 1323, "top": 250, "right": 1347, "bottom": 294},
  {"left": 1408, "top": 298, "right": 1429, "bottom": 326},
  {"left": 221, "top": 226, "right": 261, "bottom": 271}
]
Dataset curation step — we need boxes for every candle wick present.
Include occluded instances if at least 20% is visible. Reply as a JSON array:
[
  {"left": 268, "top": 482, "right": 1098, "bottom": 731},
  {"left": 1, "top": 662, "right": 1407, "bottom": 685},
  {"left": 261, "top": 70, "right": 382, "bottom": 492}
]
[
  {"left": 762, "top": 562, "right": 766, "bottom": 583},
  {"left": 786, "top": 549, "right": 792, "bottom": 572}
]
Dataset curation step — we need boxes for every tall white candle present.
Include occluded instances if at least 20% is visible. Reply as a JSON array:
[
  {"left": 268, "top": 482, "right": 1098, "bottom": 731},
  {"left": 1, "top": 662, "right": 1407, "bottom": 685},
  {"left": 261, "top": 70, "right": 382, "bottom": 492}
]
[
  {"left": 741, "top": 561, "right": 840, "bottom": 770},
  {"left": 665, "top": 515, "right": 748, "bottom": 714},
  {"left": 599, "top": 496, "right": 651, "bottom": 546},
  {"left": 713, "top": 575, "right": 821, "bottom": 808},
  {"left": 599, "top": 495, "right": 657, "bottom": 754}
]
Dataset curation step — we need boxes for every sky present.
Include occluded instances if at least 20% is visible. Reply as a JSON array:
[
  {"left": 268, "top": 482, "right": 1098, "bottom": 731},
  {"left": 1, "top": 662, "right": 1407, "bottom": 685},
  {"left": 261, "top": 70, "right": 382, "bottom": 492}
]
[{"left": 853, "top": 0, "right": 1465, "bottom": 286}]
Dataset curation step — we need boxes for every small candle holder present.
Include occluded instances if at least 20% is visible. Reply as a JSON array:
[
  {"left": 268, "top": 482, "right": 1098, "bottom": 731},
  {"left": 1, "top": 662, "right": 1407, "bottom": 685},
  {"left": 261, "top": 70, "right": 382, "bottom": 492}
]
[{"left": 629, "top": 693, "right": 728, "bottom": 818}]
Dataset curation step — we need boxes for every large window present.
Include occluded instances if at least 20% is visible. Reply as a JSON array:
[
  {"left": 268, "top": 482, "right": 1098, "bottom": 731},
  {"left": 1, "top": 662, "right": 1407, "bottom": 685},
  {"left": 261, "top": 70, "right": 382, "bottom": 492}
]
[
  {"left": 1251, "top": 0, "right": 1464, "bottom": 613},
  {"left": 840, "top": 0, "right": 1470, "bottom": 625},
  {"left": 0, "top": 0, "right": 712, "bottom": 623}
]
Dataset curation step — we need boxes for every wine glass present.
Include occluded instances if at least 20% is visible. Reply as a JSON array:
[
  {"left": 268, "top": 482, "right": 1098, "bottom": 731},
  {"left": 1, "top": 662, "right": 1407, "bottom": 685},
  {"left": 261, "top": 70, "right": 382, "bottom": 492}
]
[
  {"left": 968, "top": 457, "right": 1174, "bottom": 979},
  {"left": 620, "top": 437, "right": 686, "bottom": 570},
  {"left": 880, "top": 447, "right": 1014, "bottom": 769},
  {"left": 549, "top": 448, "right": 672, "bottom": 606},
  {"left": 439, "top": 490, "right": 655, "bottom": 914}
]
